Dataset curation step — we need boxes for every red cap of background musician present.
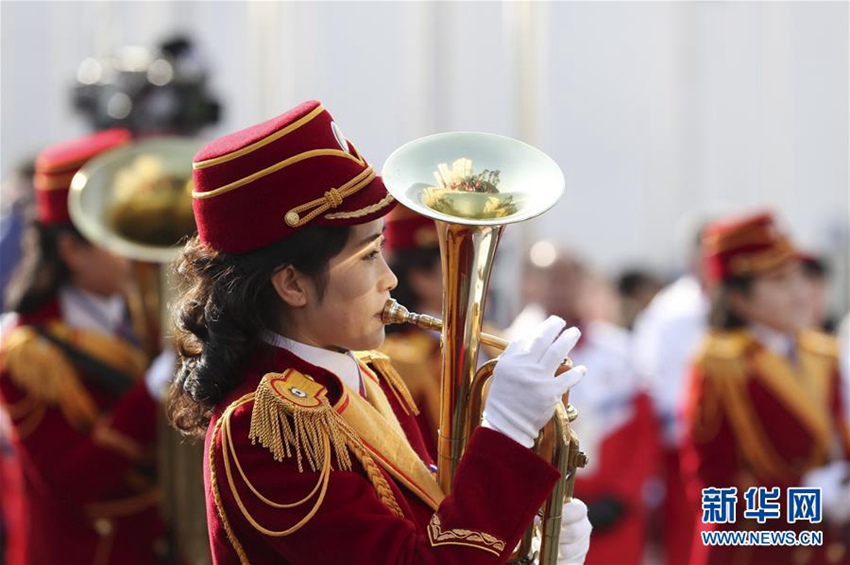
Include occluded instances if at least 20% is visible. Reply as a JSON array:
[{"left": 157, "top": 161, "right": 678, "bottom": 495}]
[
  {"left": 33, "top": 129, "right": 133, "bottom": 226},
  {"left": 191, "top": 100, "right": 396, "bottom": 254},
  {"left": 701, "top": 211, "right": 798, "bottom": 283},
  {"left": 385, "top": 204, "right": 438, "bottom": 253}
]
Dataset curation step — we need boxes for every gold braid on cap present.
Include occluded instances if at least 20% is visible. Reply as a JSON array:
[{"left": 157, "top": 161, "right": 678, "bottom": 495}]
[{"left": 284, "top": 167, "right": 376, "bottom": 228}]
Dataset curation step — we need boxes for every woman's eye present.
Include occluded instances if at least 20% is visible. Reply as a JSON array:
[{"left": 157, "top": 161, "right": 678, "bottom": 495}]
[{"left": 363, "top": 238, "right": 387, "bottom": 261}]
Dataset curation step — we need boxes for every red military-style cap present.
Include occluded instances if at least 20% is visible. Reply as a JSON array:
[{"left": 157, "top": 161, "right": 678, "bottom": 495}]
[
  {"left": 191, "top": 100, "right": 396, "bottom": 254},
  {"left": 385, "top": 204, "right": 438, "bottom": 254},
  {"left": 34, "top": 128, "right": 132, "bottom": 225},
  {"left": 701, "top": 211, "right": 798, "bottom": 283}
]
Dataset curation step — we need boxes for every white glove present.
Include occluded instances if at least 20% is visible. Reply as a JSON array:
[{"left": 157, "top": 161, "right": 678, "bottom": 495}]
[
  {"left": 144, "top": 348, "right": 177, "bottom": 402},
  {"left": 482, "top": 316, "right": 586, "bottom": 448},
  {"left": 558, "top": 498, "right": 592, "bottom": 564},
  {"left": 801, "top": 460, "right": 850, "bottom": 525}
]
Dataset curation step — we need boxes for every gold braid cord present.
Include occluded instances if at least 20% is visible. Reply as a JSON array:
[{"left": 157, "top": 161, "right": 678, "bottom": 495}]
[
  {"left": 210, "top": 370, "right": 405, "bottom": 554},
  {"left": 360, "top": 353, "right": 420, "bottom": 417},
  {"left": 284, "top": 167, "right": 376, "bottom": 228}
]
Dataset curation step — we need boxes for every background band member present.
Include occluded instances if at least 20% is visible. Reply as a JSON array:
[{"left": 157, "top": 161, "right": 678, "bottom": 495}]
[
  {"left": 167, "top": 99, "right": 592, "bottom": 564},
  {"left": 681, "top": 211, "right": 850, "bottom": 564},
  {"left": 507, "top": 249, "right": 659, "bottom": 564},
  {"left": 631, "top": 222, "right": 712, "bottom": 565},
  {"left": 0, "top": 130, "right": 171, "bottom": 564},
  {"left": 380, "top": 205, "right": 442, "bottom": 458}
]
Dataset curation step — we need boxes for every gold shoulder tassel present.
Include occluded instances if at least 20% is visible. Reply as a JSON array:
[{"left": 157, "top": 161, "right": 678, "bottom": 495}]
[
  {"left": 242, "top": 371, "right": 405, "bottom": 523},
  {"left": 249, "top": 370, "right": 353, "bottom": 473}
]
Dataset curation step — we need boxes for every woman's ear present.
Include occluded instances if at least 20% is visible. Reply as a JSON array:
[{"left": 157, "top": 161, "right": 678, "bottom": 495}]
[{"left": 271, "top": 266, "right": 310, "bottom": 307}]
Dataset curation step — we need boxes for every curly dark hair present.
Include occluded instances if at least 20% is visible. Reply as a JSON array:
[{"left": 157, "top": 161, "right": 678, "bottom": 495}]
[
  {"left": 5, "top": 222, "right": 86, "bottom": 314},
  {"left": 167, "top": 226, "right": 351, "bottom": 438}
]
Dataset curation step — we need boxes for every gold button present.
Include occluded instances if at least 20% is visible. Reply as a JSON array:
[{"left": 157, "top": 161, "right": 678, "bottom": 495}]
[{"left": 285, "top": 211, "right": 300, "bottom": 227}]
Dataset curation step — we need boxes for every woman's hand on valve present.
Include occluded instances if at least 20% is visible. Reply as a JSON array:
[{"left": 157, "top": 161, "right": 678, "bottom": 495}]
[{"left": 482, "top": 316, "right": 587, "bottom": 448}]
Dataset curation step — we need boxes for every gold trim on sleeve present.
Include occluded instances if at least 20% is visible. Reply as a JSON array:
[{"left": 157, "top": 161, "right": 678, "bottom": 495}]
[{"left": 427, "top": 513, "right": 506, "bottom": 556}]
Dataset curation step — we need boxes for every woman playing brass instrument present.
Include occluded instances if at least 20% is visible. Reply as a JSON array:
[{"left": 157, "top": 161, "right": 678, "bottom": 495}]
[
  {"left": 0, "top": 130, "right": 171, "bottom": 564},
  {"left": 167, "top": 100, "right": 592, "bottom": 564}
]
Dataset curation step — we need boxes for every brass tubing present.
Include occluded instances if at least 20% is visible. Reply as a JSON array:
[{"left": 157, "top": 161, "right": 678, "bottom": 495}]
[
  {"left": 433, "top": 221, "right": 503, "bottom": 494},
  {"left": 381, "top": 299, "right": 573, "bottom": 372},
  {"left": 539, "top": 403, "right": 570, "bottom": 563},
  {"left": 539, "top": 402, "right": 587, "bottom": 564},
  {"left": 466, "top": 360, "right": 497, "bottom": 450}
]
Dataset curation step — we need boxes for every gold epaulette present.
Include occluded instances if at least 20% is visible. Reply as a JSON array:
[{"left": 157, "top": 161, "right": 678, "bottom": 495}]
[
  {"left": 699, "top": 330, "right": 751, "bottom": 360},
  {"left": 0, "top": 324, "right": 98, "bottom": 431},
  {"left": 696, "top": 330, "right": 752, "bottom": 379},
  {"left": 249, "top": 369, "right": 353, "bottom": 473},
  {"left": 210, "top": 369, "right": 403, "bottom": 558},
  {"left": 798, "top": 329, "right": 839, "bottom": 359},
  {"left": 354, "top": 350, "right": 420, "bottom": 416}
]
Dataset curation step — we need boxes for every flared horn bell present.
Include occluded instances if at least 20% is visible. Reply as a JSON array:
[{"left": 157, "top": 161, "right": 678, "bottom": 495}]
[
  {"left": 381, "top": 131, "right": 565, "bottom": 225},
  {"left": 380, "top": 132, "right": 580, "bottom": 564},
  {"left": 68, "top": 137, "right": 202, "bottom": 264}
]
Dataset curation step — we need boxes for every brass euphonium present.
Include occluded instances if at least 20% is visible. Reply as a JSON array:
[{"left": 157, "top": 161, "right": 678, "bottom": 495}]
[
  {"left": 68, "top": 137, "right": 210, "bottom": 564},
  {"left": 381, "top": 132, "right": 587, "bottom": 564}
]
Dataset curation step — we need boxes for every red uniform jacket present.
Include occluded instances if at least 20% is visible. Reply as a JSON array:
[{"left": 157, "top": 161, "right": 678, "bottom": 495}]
[
  {"left": 681, "top": 329, "right": 850, "bottom": 565},
  {"left": 0, "top": 300, "right": 165, "bottom": 564},
  {"left": 205, "top": 344, "right": 560, "bottom": 564}
]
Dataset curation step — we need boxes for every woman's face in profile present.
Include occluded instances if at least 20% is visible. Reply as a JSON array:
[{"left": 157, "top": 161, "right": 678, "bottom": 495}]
[
  {"left": 730, "top": 260, "right": 809, "bottom": 335},
  {"left": 294, "top": 218, "right": 398, "bottom": 352}
]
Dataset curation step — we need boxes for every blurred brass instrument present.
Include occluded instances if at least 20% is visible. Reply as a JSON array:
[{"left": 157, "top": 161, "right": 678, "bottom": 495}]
[
  {"left": 68, "top": 138, "right": 210, "bottom": 564},
  {"left": 381, "top": 133, "right": 587, "bottom": 564}
]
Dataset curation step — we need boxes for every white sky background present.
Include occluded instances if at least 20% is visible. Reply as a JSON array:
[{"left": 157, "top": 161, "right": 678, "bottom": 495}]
[{"left": 1, "top": 1, "right": 848, "bottom": 318}]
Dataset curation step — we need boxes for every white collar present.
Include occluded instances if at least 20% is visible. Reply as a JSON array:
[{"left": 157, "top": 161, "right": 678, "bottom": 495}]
[
  {"left": 749, "top": 323, "right": 795, "bottom": 358},
  {"left": 261, "top": 331, "right": 363, "bottom": 394},
  {"left": 59, "top": 285, "right": 126, "bottom": 335}
]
